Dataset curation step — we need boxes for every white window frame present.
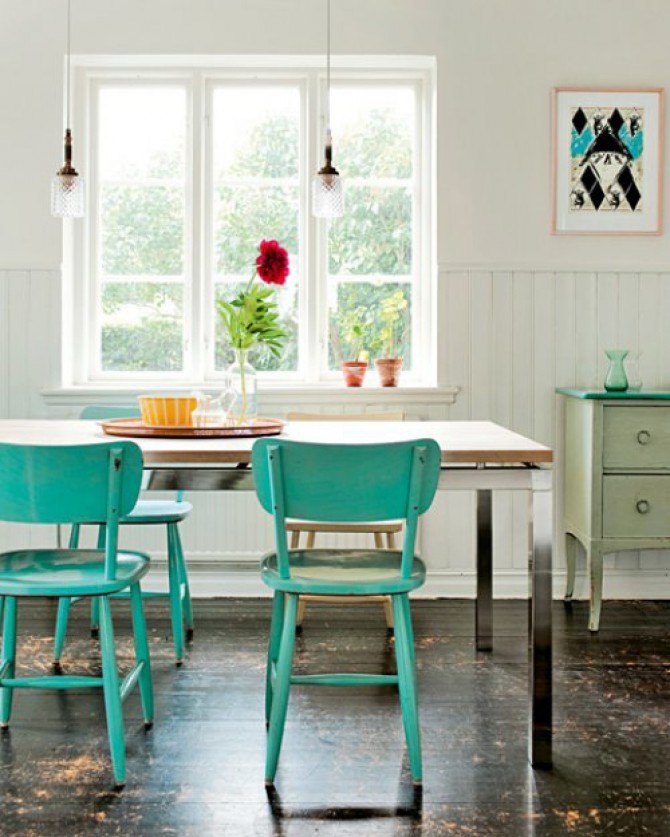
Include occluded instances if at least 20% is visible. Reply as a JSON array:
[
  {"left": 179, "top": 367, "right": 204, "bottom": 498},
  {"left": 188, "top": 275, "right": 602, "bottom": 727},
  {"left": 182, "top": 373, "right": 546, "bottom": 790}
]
[{"left": 63, "top": 55, "right": 437, "bottom": 389}]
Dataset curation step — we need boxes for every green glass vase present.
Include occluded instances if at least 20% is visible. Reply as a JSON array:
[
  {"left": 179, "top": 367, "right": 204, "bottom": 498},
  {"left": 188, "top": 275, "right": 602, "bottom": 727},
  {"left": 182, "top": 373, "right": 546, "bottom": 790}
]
[{"left": 604, "top": 349, "right": 629, "bottom": 392}]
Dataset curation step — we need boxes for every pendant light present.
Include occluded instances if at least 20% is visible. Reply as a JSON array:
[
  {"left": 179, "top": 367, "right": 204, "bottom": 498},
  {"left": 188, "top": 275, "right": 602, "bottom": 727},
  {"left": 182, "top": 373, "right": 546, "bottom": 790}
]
[
  {"left": 51, "top": 0, "right": 84, "bottom": 218},
  {"left": 312, "top": 0, "right": 344, "bottom": 218}
]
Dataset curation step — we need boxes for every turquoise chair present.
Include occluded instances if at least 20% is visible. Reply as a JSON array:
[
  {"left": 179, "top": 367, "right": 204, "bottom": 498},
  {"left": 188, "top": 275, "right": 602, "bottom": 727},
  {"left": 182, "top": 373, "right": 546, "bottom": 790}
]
[
  {"left": 54, "top": 405, "right": 194, "bottom": 665},
  {"left": 0, "top": 441, "right": 153, "bottom": 787},
  {"left": 252, "top": 437, "right": 441, "bottom": 786}
]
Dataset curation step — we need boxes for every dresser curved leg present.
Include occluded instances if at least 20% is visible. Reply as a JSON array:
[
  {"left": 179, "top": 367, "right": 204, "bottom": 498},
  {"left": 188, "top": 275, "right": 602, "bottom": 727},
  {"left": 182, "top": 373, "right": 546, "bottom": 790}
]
[
  {"left": 564, "top": 533, "right": 578, "bottom": 601},
  {"left": 587, "top": 543, "right": 604, "bottom": 632}
]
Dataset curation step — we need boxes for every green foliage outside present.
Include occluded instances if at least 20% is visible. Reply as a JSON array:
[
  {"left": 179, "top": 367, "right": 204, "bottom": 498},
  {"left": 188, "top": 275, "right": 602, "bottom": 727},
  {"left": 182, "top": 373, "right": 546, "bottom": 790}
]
[
  {"left": 102, "top": 319, "right": 182, "bottom": 372},
  {"left": 102, "top": 185, "right": 183, "bottom": 275},
  {"left": 99, "top": 104, "right": 414, "bottom": 374},
  {"left": 101, "top": 282, "right": 183, "bottom": 372}
]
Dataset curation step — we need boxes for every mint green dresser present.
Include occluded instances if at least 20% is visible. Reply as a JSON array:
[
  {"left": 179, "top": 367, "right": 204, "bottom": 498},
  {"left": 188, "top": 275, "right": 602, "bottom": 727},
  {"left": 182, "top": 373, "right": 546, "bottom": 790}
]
[{"left": 556, "top": 388, "right": 670, "bottom": 631}]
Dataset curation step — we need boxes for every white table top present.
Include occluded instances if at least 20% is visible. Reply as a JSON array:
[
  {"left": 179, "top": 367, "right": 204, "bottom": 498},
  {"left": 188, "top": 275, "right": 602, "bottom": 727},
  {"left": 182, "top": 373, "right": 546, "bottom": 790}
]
[{"left": 0, "top": 420, "right": 552, "bottom": 466}]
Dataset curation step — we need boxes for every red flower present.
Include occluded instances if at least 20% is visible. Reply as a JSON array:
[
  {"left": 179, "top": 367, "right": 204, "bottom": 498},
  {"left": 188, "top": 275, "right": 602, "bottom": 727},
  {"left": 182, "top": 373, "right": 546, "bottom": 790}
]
[{"left": 255, "top": 239, "right": 290, "bottom": 286}]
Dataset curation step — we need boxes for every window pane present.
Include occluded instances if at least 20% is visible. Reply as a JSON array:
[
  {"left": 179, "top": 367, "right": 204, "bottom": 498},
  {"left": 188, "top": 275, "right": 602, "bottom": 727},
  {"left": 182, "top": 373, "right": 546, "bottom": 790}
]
[
  {"left": 211, "top": 84, "right": 301, "bottom": 374},
  {"left": 101, "top": 283, "right": 184, "bottom": 372},
  {"left": 96, "top": 85, "right": 187, "bottom": 374},
  {"left": 328, "top": 282, "right": 412, "bottom": 370},
  {"left": 99, "top": 87, "right": 186, "bottom": 180},
  {"left": 330, "top": 86, "right": 414, "bottom": 179},
  {"left": 212, "top": 87, "right": 299, "bottom": 179},
  {"left": 328, "top": 186, "right": 412, "bottom": 275},
  {"left": 214, "top": 186, "right": 298, "bottom": 275},
  {"left": 214, "top": 279, "right": 298, "bottom": 372},
  {"left": 101, "top": 185, "right": 184, "bottom": 275}
]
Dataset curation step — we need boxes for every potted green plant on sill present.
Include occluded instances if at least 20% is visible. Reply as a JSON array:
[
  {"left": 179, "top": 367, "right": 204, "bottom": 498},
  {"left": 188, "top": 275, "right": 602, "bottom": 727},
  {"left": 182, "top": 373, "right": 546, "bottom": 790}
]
[
  {"left": 371, "top": 289, "right": 408, "bottom": 387},
  {"left": 339, "top": 312, "right": 371, "bottom": 387}
]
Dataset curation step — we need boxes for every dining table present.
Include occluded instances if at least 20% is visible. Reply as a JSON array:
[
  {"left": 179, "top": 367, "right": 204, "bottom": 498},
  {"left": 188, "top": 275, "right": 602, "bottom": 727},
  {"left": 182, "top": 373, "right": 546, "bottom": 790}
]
[{"left": 0, "top": 418, "right": 553, "bottom": 768}]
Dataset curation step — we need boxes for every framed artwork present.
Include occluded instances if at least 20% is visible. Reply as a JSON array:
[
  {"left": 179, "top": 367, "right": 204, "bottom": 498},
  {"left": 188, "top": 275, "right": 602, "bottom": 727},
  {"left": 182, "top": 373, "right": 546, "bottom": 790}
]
[{"left": 552, "top": 87, "right": 663, "bottom": 234}]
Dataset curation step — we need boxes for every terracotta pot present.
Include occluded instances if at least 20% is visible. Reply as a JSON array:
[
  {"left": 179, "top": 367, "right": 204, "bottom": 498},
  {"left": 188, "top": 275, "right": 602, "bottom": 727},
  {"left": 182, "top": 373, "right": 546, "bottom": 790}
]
[
  {"left": 375, "top": 357, "right": 403, "bottom": 387},
  {"left": 341, "top": 360, "right": 368, "bottom": 387}
]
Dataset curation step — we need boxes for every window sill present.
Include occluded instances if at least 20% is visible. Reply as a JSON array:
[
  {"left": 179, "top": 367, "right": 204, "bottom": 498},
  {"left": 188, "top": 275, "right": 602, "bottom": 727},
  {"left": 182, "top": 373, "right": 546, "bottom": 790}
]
[{"left": 42, "top": 384, "right": 460, "bottom": 408}]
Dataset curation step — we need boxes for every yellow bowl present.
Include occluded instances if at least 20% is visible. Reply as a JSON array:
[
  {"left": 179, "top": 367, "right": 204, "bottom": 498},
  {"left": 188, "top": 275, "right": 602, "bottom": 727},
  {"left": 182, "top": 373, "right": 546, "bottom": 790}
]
[{"left": 138, "top": 395, "right": 197, "bottom": 427}]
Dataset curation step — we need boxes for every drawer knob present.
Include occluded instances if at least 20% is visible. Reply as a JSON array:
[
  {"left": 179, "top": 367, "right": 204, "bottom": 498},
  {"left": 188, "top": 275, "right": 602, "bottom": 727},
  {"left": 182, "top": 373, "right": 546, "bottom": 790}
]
[
  {"left": 637, "top": 430, "right": 652, "bottom": 445},
  {"left": 636, "top": 499, "right": 651, "bottom": 515}
]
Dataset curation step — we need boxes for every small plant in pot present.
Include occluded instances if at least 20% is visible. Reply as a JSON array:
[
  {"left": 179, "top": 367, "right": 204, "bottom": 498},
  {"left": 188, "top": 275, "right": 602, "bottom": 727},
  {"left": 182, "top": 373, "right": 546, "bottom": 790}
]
[
  {"left": 372, "top": 290, "right": 408, "bottom": 387},
  {"left": 341, "top": 324, "right": 369, "bottom": 387}
]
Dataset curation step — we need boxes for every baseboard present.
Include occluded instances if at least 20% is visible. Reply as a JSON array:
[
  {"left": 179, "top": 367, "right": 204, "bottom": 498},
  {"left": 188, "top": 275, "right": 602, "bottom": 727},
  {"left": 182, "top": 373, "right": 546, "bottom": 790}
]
[{"left": 142, "top": 558, "right": 670, "bottom": 600}]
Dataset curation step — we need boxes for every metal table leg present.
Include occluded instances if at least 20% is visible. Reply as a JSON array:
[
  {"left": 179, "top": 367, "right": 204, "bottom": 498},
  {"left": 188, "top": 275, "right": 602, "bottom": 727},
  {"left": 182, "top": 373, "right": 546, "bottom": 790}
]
[
  {"left": 529, "top": 468, "right": 553, "bottom": 768},
  {"left": 476, "top": 489, "right": 493, "bottom": 652}
]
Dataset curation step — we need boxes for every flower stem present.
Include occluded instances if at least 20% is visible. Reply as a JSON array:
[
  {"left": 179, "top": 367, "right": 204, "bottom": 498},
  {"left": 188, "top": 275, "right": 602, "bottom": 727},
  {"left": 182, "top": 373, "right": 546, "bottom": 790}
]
[{"left": 236, "top": 349, "right": 247, "bottom": 426}]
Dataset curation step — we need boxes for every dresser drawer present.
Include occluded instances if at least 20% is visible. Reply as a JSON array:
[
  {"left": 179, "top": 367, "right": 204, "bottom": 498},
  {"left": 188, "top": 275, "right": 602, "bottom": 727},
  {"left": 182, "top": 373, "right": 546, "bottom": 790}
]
[
  {"left": 603, "top": 476, "right": 670, "bottom": 537},
  {"left": 603, "top": 407, "right": 670, "bottom": 469}
]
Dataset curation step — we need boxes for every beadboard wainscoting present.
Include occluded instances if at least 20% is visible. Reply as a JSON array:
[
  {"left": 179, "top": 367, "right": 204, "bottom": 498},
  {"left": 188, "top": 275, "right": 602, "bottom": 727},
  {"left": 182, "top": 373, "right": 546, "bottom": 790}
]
[{"left": 2, "top": 266, "right": 670, "bottom": 599}]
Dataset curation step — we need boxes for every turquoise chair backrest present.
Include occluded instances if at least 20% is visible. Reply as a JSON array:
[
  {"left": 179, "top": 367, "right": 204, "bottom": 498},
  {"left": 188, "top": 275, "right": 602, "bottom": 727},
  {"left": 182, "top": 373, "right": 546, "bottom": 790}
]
[
  {"left": 0, "top": 442, "right": 143, "bottom": 579},
  {"left": 252, "top": 438, "right": 441, "bottom": 579},
  {"left": 80, "top": 405, "right": 139, "bottom": 420}
]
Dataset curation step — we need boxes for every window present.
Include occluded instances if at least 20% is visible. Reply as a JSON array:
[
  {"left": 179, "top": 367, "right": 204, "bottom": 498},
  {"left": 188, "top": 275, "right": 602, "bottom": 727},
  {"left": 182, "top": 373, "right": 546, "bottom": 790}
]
[{"left": 67, "top": 58, "right": 435, "bottom": 387}]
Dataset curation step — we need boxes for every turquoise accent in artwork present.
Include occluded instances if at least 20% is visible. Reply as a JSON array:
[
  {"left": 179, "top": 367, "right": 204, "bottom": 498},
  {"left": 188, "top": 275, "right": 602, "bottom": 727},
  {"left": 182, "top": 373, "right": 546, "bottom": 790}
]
[
  {"left": 571, "top": 126, "right": 593, "bottom": 157},
  {"left": 619, "top": 124, "right": 644, "bottom": 160}
]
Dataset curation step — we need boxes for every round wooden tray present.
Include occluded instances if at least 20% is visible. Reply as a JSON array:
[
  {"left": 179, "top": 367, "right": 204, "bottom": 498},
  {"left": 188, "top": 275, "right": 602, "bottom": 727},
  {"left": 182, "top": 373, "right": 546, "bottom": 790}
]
[{"left": 100, "top": 417, "right": 283, "bottom": 439}]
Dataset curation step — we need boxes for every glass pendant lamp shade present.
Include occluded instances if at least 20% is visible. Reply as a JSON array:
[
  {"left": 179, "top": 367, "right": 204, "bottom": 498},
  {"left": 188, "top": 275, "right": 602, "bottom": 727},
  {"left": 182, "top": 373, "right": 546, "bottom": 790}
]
[
  {"left": 312, "top": 128, "right": 344, "bottom": 218},
  {"left": 312, "top": 170, "right": 344, "bottom": 218},
  {"left": 51, "top": 131, "right": 84, "bottom": 217},
  {"left": 51, "top": 172, "right": 85, "bottom": 218}
]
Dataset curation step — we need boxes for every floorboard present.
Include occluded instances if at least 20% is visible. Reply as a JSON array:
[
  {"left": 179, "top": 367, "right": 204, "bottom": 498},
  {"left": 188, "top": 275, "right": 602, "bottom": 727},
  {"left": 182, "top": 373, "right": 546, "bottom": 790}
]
[{"left": 0, "top": 599, "right": 668, "bottom": 836}]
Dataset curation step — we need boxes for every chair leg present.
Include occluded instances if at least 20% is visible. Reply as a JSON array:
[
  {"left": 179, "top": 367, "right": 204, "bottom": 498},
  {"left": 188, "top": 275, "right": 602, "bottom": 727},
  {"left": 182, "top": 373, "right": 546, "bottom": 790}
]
[
  {"left": 400, "top": 594, "right": 417, "bottom": 671},
  {"left": 68, "top": 523, "right": 81, "bottom": 549},
  {"left": 167, "top": 524, "right": 186, "bottom": 664},
  {"left": 174, "top": 525, "right": 194, "bottom": 639},
  {"left": 564, "top": 533, "right": 578, "bottom": 601},
  {"left": 383, "top": 596, "right": 394, "bottom": 631},
  {"left": 90, "top": 525, "right": 106, "bottom": 639},
  {"left": 295, "top": 597, "right": 307, "bottom": 628},
  {"left": 588, "top": 543, "right": 604, "bottom": 633},
  {"left": 0, "top": 597, "right": 4, "bottom": 633},
  {"left": 90, "top": 597, "right": 101, "bottom": 639},
  {"left": 387, "top": 532, "right": 397, "bottom": 549},
  {"left": 374, "top": 532, "right": 384, "bottom": 549},
  {"left": 393, "top": 594, "right": 422, "bottom": 784},
  {"left": 290, "top": 530, "right": 300, "bottom": 549},
  {"left": 305, "top": 532, "right": 316, "bottom": 549},
  {"left": 58, "top": 525, "right": 89, "bottom": 650},
  {"left": 98, "top": 595, "right": 126, "bottom": 787},
  {"left": 265, "top": 593, "right": 298, "bottom": 785},
  {"left": 265, "top": 591, "right": 285, "bottom": 727},
  {"left": 130, "top": 583, "right": 154, "bottom": 728},
  {"left": 53, "top": 597, "right": 72, "bottom": 667},
  {"left": 0, "top": 597, "right": 18, "bottom": 728}
]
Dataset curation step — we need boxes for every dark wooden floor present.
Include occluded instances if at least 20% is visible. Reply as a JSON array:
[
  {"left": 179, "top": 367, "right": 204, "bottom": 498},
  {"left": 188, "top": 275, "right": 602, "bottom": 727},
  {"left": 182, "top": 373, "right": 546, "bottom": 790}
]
[{"left": 0, "top": 598, "right": 668, "bottom": 836}]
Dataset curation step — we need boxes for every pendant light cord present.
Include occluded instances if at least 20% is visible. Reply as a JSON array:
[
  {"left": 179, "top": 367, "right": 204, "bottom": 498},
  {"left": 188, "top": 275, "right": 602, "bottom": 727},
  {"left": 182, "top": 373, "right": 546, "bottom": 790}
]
[
  {"left": 66, "top": 0, "right": 71, "bottom": 130},
  {"left": 326, "top": 0, "right": 331, "bottom": 130}
]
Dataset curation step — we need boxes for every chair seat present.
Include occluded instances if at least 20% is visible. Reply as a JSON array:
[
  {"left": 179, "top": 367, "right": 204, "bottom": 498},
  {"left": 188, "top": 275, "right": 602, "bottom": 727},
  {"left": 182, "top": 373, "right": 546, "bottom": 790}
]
[
  {"left": 285, "top": 520, "right": 403, "bottom": 534},
  {"left": 0, "top": 549, "right": 150, "bottom": 596},
  {"left": 261, "top": 549, "right": 426, "bottom": 595},
  {"left": 122, "top": 499, "right": 193, "bottom": 525}
]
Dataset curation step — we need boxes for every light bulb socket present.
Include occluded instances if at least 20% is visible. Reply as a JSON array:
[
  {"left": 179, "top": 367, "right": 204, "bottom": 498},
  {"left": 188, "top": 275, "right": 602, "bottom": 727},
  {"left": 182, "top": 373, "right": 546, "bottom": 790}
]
[
  {"left": 318, "top": 134, "right": 339, "bottom": 176},
  {"left": 57, "top": 129, "right": 79, "bottom": 176}
]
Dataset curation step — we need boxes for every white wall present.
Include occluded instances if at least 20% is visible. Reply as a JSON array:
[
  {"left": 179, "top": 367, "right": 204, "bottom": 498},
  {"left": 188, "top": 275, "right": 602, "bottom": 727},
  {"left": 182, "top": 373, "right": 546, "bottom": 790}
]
[{"left": 2, "top": 1, "right": 670, "bottom": 597}]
